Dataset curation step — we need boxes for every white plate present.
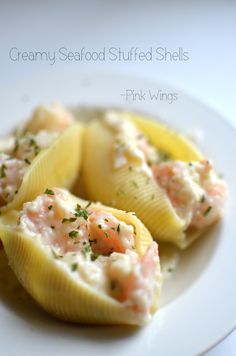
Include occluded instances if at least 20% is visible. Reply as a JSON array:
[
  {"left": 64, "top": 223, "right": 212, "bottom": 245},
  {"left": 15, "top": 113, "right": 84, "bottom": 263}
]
[{"left": 0, "top": 71, "right": 235, "bottom": 356}]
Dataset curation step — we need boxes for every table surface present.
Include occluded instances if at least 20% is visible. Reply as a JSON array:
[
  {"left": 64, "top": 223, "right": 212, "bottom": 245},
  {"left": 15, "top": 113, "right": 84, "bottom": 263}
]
[{"left": 0, "top": 1, "right": 235, "bottom": 355}]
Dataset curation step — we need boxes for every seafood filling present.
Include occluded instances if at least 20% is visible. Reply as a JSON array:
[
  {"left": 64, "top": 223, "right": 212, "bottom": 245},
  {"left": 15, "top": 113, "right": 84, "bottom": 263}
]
[
  {"left": 105, "top": 112, "right": 227, "bottom": 231},
  {"left": 19, "top": 188, "right": 160, "bottom": 321},
  {"left": 152, "top": 160, "right": 227, "bottom": 229}
]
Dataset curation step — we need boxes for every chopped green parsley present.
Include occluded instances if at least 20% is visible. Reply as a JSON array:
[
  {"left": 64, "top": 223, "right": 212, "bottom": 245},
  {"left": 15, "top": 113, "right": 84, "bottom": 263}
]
[
  {"left": 24, "top": 158, "right": 31, "bottom": 165},
  {"left": 69, "top": 230, "right": 79, "bottom": 238},
  {"left": 62, "top": 217, "right": 77, "bottom": 224},
  {"left": 85, "top": 201, "right": 92, "bottom": 209},
  {"left": 82, "top": 244, "right": 91, "bottom": 257},
  {"left": 203, "top": 206, "right": 212, "bottom": 217},
  {"left": 13, "top": 138, "right": 19, "bottom": 153},
  {"left": 44, "top": 188, "right": 54, "bottom": 195},
  {"left": 71, "top": 262, "right": 78, "bottom": 271},
  {"left": 0, "top": 164, "right": 7, "bottom": 179},
  {"left": 74, "top": 204, "right": 88, "bottom": 220},
  {"left": 200, "top": 195, "right": 206, "bottom": 203},
  {"left": 91, "top": 253, "right": 99, "bottom": 261}
]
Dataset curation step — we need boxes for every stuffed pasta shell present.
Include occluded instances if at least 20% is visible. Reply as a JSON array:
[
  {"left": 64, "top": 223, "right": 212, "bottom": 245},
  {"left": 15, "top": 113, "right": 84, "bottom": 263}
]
[
  {"left": 0, "top": 188, "right": 161, "bottom": 325},
  {"left": 83, "top": 111, "right": 227, "bottom": 248},
  {"left": 16, "top": 102, "right": 75, "bottom": 135},
  {"left": 0, "top": 104, "right": 83, "bottom": 212}
]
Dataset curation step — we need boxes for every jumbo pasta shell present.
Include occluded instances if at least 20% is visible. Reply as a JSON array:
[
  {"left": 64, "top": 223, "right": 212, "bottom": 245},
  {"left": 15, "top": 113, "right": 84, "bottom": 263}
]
[
  {"left": 130, "top": 114, "right": 203, "bottom": 161},
  {"left": 0, "top": 196, "right": 161, "bottom": 325},
  {"left": 82, "top": 114, "right": 203, "bottom": 248},
  {"left": 1, "top": 123, "right": 83, "bottom": 213}
]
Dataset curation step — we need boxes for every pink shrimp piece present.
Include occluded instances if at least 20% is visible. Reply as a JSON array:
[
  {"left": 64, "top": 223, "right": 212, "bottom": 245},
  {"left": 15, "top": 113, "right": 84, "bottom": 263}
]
[
  {"left": 107, "top": 242, "right": 158, "bottom": 313},
  {"left": 88, "top": 210, "right": 132, "bottom": 255},
  {"left": 152, "top": 162, "right": 186, "bottom": 208},
  {"left": 140, "top": 242, "right": 158, "bottom": 278}
]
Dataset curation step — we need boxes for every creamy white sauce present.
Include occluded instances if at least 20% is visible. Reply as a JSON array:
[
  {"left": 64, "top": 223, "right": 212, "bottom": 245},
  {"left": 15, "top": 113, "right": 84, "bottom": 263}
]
[
  {"left": 14, "top": 130, "right": 58, "bottom": 162},
  {"left": 104, "top": 111, "right": 155, "bottom": 177},
  {"left": 0, "top": 153, "right": 27, "bottom": 204}
]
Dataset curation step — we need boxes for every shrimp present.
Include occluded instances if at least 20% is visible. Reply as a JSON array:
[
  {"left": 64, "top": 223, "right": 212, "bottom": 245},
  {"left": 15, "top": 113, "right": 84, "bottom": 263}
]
[
  {"left": 106, "top": 242, "right": 159, "bottom": 313},
  {"left": 25, "top": 103, "right": 75, "bottom": 134},
  {"left": 152, "top": 160, "right": 227, "bottom": 229},
  {"left": 88, "top": 210, "right": 134, "bottom": 255}
]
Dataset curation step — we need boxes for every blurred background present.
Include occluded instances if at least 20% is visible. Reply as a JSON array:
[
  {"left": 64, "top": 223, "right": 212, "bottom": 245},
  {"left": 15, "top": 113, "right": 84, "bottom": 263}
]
[{"left": 0, "top": 1, "right": 235, "bottom": 354}]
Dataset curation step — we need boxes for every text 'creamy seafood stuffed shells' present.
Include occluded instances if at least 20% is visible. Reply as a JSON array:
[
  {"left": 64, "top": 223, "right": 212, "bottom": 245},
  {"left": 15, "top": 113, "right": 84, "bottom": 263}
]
[
  {"left": 0, "top": 104, "right": 83, "bottom": 213},
  {"left": 0, "top": 188, "right": 161, "bottom": 325},
  {"left": 83, "top": 111, "right": 227, "bottom": 248}
]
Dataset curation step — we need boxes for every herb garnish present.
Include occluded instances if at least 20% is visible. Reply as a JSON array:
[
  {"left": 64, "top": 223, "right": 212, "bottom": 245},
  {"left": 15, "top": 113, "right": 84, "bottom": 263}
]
[
  {"left": 71, "top": 262, "right": 78, "bottom": 271},
  {"left": 91, "top": 253, "right": 98, "bottom": 261},
  {"left": 159, "top": 151, "right": 171, "bottom": 162},
  {"left": 24, "top": 158, "right": 31, "bottom": 165},
  {"left": 62, "top": 217, "right": 77, "bottom": 224},
  {"left": 74, "top": 204, "right": 88, "bottom": 220},
  {"left": 117, "top": 224, "right": 120, "bottom": 232},
  {"left": 203, "top": 206, "right": 212, "bottom": 216},
  {"left": 0, "top": 164, "right": 7, "bottom": 178},
  {"left": 200, "top": 196, "right": 205, "bottom": 203},
  {"left": 85, "top": 201, "right": 92, "bottom": 209},
  {"left": 29, "top": 138, "right": 40, "bottom": 156},
  {"left": 44, "top": 188, "right": 55, "bottom": 195},
  {"left": 48, "top": 205, "right": 53, "bottom": 210},
  {"left": 50, "top": 225, "right": 55, "bottom": 229},
  {"left": 69, "top": 230, "right": 79, "bottom": 238},
  {"left": 14, "top": 138, "right": 19, "bottom": 153},
  {"left": 82, "top": 244, "right": 91, "bottom": 257},
  {"left": 98, "top": 224, "right": 102, "bottom": 229}
]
